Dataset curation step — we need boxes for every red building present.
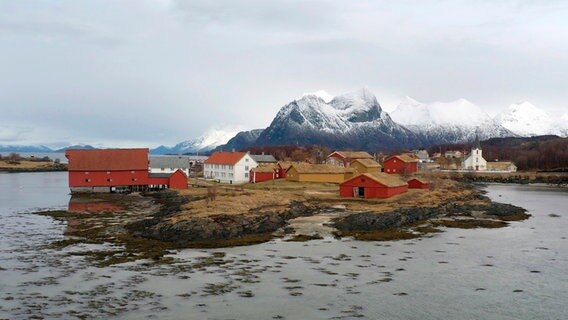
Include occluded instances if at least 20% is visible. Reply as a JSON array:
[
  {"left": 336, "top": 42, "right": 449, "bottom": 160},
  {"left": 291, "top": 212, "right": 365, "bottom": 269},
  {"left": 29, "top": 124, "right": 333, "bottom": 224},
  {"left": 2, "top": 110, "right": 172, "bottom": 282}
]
[
  {"left": 249, "top": 163, "right": 286, "bottom": 183},
  {"left": 383, "top": 155, "right": 418, "bottom": 174},
  {"left": 340, "top": 172, "right": 408, "bottom": 199},
  {"left": 408, "top": 178, "right": 430, "bottom": 189},
  {"left": 65, "top": 148, "right": 187, "bottom": 193}
]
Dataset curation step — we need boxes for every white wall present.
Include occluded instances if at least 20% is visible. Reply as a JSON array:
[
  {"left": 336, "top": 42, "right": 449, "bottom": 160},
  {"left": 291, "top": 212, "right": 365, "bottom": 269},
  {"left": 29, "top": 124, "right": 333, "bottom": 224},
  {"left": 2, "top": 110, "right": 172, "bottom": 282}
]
[
  {"left": 203, "top": 154, "right": 258, "bottom": 184},
  {"left": 149, "top": 167, "right": 189, "bottom": 176}
]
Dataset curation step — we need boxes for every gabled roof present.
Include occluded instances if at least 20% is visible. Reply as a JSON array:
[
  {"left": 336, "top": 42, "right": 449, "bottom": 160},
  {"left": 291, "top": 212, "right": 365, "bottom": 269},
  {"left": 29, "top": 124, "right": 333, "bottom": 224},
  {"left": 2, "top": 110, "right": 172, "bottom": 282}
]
[
  {"left": 352, "top": 158, "right": 382, "bottom": 168},
  {"left": 204, "top": 152, "right": 248, "bottom": 165},
  {"left": 385, "top": 154, "right": 419, "bottom": 163},
  {"left": 149, "top": 169, "right": 187, "bottom": 179},
  {"left": 343, "top": 172, "right": 408, "bottom": 187},
  {"left": 408, "top": 177, "right": 429, "bottom": 184},
  {"left": 150, "top": 156, "right": 190, "bottom": 169},
  {"left": 487, "top": 161, "right": 516, "bottom": 169},
  {"left": 251, "top": 164, "right": 279, "bottom": 173},
  {"left": 66, "top": 148, "right": 149, "bottom": 171},
  {"left": 250, "top": 154, "right": 277, "bottom": 163},
  {"left": 287, "top": 163, "right": 354, "bottom": 174},
  {"left": 328, "top": 151, "right": 373, "bottom": 160}
]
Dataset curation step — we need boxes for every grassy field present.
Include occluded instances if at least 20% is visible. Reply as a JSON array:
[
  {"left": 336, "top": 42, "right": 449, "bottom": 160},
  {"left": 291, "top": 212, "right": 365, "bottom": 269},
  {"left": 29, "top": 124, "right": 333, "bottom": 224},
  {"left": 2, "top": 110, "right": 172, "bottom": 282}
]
[{"left": 173, "top": 176, "right": 475, "bottom": 221}]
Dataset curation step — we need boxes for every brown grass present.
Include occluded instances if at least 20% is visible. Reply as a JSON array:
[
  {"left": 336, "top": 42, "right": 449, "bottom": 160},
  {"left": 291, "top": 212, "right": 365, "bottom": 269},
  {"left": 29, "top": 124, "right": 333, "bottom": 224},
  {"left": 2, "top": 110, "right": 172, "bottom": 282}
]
[
  {"left": 0, "top": 160, "right": 55, "bottom": 169},
  {"left": 170, "top": 177, "right": 477, "bottom": 224}
]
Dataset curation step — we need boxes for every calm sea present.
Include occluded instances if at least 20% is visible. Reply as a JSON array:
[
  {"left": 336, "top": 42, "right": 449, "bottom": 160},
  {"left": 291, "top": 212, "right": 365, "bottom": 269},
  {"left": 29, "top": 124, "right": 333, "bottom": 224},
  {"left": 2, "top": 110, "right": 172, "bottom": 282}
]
[{"left": 0, "top": 172, "right": 566, "bottom": 319}]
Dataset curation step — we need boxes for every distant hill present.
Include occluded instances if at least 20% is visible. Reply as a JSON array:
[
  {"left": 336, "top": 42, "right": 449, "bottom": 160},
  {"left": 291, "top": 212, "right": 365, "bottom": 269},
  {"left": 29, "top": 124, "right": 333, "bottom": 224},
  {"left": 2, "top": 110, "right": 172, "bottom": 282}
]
[
  {"left": 429, "top": 135, "right": 568, "bottom": 171},
  {"left": 53, "top": 145, "right": 96, "bottom": 152},
  {"left": 0, "top": 145, "right": 52, "bottom": 153}
]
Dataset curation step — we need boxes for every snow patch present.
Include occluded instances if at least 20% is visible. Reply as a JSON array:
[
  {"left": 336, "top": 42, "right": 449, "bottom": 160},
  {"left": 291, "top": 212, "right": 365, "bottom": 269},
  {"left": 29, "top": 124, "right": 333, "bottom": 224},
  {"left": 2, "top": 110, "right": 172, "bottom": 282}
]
[{"left": 301, "top": 90, "right": 334, "bottom": 103}]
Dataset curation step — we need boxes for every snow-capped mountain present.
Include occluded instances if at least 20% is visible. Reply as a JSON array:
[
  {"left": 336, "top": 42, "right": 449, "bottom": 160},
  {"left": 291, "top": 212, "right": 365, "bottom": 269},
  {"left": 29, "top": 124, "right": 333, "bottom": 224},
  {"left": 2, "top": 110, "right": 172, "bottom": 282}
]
[
  {"left": 494, "top": 102, "right": 567, "bottom": 137},
  {"left": 301, "top": 90, "right": 334, "bottom": 103},
  {"left": 151, "top": 128, "right": 242, "bottom": 154},
  {"left": 390, "top": 97, "right": 515, "bottom": 144},
  {"left": 214, "top": 129, "right": 264, "bottom": 152},
  {"left": 253, "top": 88, "right": 421, "bottom": 150}
]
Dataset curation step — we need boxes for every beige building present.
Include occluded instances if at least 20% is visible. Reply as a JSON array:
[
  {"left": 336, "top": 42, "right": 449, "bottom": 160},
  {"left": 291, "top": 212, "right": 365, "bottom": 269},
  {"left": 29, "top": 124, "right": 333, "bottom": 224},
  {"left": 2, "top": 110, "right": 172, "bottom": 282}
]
[
  {"left": 286, "top": 163, "right": 354, "bottom": 183},
  {"left": 350, "top": 158, "right": 382, "bottom": 174},
  {"left": 326, "top": 151, "right": 373, "bottom": 167},
  {"left": 487, "top": 161, "right": 517, "bottom": 172}
]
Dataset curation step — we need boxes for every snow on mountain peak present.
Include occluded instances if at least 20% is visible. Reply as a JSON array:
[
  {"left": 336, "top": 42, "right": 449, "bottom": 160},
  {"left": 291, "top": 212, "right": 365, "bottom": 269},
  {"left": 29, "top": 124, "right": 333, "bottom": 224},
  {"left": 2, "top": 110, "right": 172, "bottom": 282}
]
[
  {"left": 494, "top": 102, "right": 558, "bottom": 136},
  {"left": 391, "top": 97, "right": 490, "bottom": 127},
  {"left": 301, "top": 90, "right": 334, "bottom": 103}
]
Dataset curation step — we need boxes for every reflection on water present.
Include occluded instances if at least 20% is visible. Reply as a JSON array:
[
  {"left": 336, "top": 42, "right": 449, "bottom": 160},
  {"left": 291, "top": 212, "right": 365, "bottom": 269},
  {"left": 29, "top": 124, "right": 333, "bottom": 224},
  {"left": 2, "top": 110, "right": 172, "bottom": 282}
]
[
  {"left": 1, "top": 174, "right": 567, "bottom": 319},
  {"left": 68, "top": 196, "right": 125, "bottom": 213}
]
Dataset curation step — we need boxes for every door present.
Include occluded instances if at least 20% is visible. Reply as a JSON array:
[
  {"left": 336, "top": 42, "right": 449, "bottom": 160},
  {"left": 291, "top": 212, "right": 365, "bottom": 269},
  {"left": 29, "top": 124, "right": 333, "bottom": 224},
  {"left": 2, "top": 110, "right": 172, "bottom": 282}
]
[{"left": 358, "top": 187, "right": 365, "bottom": 198}]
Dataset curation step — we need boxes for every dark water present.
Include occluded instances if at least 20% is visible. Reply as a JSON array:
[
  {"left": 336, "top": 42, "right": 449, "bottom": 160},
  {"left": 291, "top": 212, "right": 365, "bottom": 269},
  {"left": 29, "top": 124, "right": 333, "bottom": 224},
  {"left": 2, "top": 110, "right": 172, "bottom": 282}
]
[{"left": 0, "top": 173, "right": 567, "bottom": 319}]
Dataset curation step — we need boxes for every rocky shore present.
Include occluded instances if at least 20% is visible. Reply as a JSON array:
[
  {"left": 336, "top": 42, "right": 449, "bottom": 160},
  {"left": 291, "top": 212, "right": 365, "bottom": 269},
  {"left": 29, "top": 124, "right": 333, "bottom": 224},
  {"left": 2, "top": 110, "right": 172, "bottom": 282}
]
[
  {"left": 128, "top": 198, "right": 320, "bottom": 247},
  {"left": 37, "top": 179, "right": 531, "bottom": 265}
]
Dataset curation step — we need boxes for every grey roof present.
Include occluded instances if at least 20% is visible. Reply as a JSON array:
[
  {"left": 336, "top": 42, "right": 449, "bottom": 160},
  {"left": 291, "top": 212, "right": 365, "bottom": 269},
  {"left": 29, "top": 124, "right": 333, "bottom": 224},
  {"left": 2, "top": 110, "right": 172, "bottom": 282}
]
[
  {"left": 250, "top": 154, "right": 277, "bottom": 163},
  {"left": 149, "top": 172, "right": 174, "bottom": 178},
  {"left": 149, "top": 156, "right": 190, "bottom": 169}
]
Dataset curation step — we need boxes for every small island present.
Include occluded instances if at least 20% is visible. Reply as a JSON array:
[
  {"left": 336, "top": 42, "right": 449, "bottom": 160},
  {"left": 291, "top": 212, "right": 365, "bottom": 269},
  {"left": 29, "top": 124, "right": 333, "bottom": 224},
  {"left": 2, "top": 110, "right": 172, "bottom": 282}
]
[{"left": 0, "top": 153, "right": 67, "bottom": 173}]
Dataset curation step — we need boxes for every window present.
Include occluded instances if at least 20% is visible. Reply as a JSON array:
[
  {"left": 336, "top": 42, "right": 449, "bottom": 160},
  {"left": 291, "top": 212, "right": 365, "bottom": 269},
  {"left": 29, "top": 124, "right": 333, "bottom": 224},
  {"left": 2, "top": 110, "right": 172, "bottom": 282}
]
[
  {"left": 245, "top": 158, "right": 249, "bottom": 162},
  {"left": 161, "top": 168, "right": 165, "bottom": 171},
  {"left": 85, "top": 179, "right": 91, "bottom": 182},
  {"left": 132, "top": 178, "right": 137, "bottom": 182},
  {"left": 131, "top": 171, "right": 135, "bottom": 174},
  {"left": 85, "top": 172, "right": 89, "bottom": 175},
  {"left": 107, "top": 171, "right": 111, "bottom": 174},
  {"left": 245, "top": 172, "right": 249, "bottom": 178},
  {"left": 245, "top": 166, "right": 249, "bottom": 171},
  {"left": 229, "top": 173, "right": 233, "bottom": 178},
  {"left": 107, "top": 178, "right": 112, "bottom": 182}
]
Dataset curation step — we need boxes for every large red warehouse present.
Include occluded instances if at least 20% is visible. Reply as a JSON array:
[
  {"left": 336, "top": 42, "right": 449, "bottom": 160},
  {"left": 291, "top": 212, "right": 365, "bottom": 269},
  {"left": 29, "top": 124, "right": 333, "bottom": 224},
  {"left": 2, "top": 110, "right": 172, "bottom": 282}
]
[
  {"left": 65, "top": 148, "right": 187, "bottom": 193},
  {"left": 383, "top": 155, "right": 418, "bottom": 174},
  {"left": 340, "top": 172, "right": 408, "bottom": 199}
]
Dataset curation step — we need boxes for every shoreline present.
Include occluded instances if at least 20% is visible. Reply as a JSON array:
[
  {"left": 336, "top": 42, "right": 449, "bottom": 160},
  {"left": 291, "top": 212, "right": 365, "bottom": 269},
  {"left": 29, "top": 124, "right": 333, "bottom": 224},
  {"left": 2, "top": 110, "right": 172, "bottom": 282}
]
[
  {"left": 0, "top": 166, "right": 67, "bottom": 173},
  {"left": 33, "top": 179, "right": 531, "bottom": 266}
]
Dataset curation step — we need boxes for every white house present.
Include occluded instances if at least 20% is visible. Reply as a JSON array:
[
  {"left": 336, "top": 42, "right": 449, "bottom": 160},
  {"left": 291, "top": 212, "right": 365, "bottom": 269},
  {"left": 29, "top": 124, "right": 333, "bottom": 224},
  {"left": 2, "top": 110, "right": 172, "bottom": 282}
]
[
  {"left": 149, "top": 156, "right": 191, "bottom": 177},
  {"left": 203, "top": 151, "right": 258, "bottom": 184},
  {"left": 462, "top": 137, "right": 487, "bottom": 171}
]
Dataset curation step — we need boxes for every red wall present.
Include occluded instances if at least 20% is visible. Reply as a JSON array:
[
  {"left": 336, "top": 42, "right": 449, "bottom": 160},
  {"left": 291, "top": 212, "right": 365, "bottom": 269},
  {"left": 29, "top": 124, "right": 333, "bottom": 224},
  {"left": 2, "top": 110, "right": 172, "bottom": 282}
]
[
  {"left": 408, "top": 179, "right": 430, "bottom": 189},
  {"left": 168, "top": 170, "right": 188, "bottom": 189},
  {"left": 383, "top": 158, "right": 417, "bottom": 174},
  {"left": 340, "top": 176, "right": 408, "bottom": 199},
  {"left": 250, "top": 169, "right": 286, "bottom": 183},
  {"left": 69, "top": 170, "right": 149, "bottom": 188}
]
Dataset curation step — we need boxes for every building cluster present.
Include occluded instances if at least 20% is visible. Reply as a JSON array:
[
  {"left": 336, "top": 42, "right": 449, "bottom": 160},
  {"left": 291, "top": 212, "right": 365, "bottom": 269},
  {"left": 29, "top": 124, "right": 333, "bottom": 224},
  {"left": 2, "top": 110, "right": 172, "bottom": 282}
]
[
  {"left": 202, "top": 149, "right": 427, "bottom": 199},
  {"left": 66, "top": 135, "right": 515, "bottom": 198}
]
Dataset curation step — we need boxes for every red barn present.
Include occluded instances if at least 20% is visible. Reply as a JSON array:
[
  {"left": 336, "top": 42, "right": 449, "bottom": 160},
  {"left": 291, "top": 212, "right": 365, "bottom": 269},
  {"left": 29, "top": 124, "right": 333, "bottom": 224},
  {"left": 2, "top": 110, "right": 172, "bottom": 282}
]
[
  {"left": 65, "top": 148, "right": 187, "bottom": 193},
  {"left": 383, "top": 155, "right": 418, "bottom": 174},
  {"left": 149, "top": 169, "right": 188, "bottom": 190},
  {"left": 408, "top": 178, "right": 430, "bottom": 189},
  {"left": 249, "top": 163, "right": 285, "bottom": 183},
  {"left": 340, "top": 172, "right": 408, "bottom": 199}
]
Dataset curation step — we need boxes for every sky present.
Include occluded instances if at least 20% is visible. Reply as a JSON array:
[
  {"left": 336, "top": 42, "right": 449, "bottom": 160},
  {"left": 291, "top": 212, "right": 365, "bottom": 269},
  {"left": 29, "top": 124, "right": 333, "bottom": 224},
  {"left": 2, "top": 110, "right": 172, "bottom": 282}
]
[{"left": 1, "top": 0, "right": 567, "bottom": 148}]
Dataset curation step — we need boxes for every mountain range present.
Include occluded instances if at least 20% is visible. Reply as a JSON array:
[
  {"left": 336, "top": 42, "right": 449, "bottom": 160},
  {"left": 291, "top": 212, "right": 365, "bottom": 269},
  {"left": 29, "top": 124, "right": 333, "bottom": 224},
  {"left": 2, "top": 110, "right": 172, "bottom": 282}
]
[
  {"left": 150, "top": 128, "right": 243, "bottom": 154},
  {"left": 0, "top": 144, "right": 95, "bottom": 153},
  {"left": 3, "top": 89, "right": 566, "bottom": 154}
]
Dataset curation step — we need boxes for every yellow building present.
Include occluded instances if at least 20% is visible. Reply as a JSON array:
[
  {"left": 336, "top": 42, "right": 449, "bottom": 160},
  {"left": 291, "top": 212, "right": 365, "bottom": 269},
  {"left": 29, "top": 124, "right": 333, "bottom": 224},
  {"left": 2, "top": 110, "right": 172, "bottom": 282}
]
[
  {"left": 350, "top": 158, "right": 382, "bottom": 174},
  {"left": 285, "top": 163, "right": 354, "bottom": 183}
]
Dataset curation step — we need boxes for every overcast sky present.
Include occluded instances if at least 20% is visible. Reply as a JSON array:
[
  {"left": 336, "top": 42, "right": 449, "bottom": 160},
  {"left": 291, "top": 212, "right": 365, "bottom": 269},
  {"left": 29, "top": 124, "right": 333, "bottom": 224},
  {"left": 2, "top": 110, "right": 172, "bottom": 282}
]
[{"left": 1, "top": 0, "right": 567, "bottom": 148}]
